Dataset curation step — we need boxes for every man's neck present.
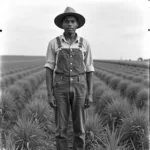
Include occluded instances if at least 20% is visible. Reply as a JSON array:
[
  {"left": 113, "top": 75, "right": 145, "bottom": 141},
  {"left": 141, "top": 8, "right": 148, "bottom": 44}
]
[{"left": 64, "top": 32, "right": 77, "bottom": 44}]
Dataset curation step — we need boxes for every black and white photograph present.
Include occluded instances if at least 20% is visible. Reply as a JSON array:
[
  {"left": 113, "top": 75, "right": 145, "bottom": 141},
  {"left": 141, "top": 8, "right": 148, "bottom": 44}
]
[{"left": 0, "top": 0, "right": 150, "bottom": 149}]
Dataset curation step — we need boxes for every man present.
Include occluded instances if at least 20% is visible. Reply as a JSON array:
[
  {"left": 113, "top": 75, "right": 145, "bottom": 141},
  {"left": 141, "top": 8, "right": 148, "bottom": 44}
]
[{"left": 45, "top": 7, "right": 94, "bottom": 150}]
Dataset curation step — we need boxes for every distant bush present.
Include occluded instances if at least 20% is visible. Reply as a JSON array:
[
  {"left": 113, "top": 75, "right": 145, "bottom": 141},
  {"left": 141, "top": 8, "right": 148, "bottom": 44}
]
[
  {"left": 132, "top": 76, "right": 143, "bottom": 83},
  {"left": 104, "top": 75, "right": 114, "bottom": 85},
  {"left": 6, "top": 85, "right": 26, "bottom": 111},
  {"left": 93, "top": 84, "right": 108, "bottom": 104},
  {"left": 142, "top": 79, "right": 150, "bottom": 88},
  {"left": 117, "top": 80, "right": 131, "bottom": 98},
  {"left": 125, "top": 83, "right": 143, "bottom": 104},
  {"left": 109, "top": 77, "right": 122, "bottom": 90},
  {"left": 136, "top": 88, "right": 149, "bottom": 109}
]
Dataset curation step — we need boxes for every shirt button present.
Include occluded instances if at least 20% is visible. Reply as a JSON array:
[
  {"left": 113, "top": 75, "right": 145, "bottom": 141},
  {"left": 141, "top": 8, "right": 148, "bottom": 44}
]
[
  {"left": 70, "top": 55, "right": 72, "bottom": 57},
  {"left": 70, "top": 69, "right": 72, "bottom": 72},
  {"left": 70, "top": 63, "right": 72, "bottom": 65},
  {"left": 70, "top": 78, "right": 73, "bottom": 81}
]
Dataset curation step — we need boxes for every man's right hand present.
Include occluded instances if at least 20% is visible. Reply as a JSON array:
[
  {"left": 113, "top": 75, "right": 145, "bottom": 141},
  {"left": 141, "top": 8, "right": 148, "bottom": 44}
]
[{"left": 48, "top": 94, "right": 57, "bottom": 108}]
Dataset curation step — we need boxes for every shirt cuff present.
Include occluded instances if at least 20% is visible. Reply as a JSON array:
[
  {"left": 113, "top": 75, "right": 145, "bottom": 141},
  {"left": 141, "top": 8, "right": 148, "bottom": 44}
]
[
  {"left": 86, "top": 65, "right": 95, "bottom": 72},
  {"left": 44, "top": 62, "right": 55, "bottom": 70}
]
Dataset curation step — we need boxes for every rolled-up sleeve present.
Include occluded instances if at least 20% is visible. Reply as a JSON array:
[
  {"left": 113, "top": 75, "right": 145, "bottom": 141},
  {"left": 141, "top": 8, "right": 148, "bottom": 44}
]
[
  {"left": 84, "top": 41, "right": 95, "bottom": 72},
  {"left": 44, "top": 41, "right": 55, "bottom": 70}
]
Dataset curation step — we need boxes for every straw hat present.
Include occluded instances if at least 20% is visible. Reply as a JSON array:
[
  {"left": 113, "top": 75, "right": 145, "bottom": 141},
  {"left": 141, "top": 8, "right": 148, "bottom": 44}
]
[{"left": 54, "top": 7, "right": 85, "bottom": 29}]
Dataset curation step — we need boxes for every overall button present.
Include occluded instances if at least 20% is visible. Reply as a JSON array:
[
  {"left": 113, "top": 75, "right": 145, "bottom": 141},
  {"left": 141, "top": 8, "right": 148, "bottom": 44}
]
[
  {"left": 70, "top": 55, "right": 72, "bottom": 57},
  {"left": 70, "top": 78, "right": 73, "bottom": 81},
  {"left": 70, "top": 63, "right": 72, "bottom": 65},
  {"left": 70, "top": 69, "right": 72, "bottom": 72}
]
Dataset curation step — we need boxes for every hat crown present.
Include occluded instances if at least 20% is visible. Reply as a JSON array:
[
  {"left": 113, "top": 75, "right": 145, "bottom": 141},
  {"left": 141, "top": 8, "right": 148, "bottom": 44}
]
[{"left": 64, "top": 7, "right": 76, "bottom": 13}]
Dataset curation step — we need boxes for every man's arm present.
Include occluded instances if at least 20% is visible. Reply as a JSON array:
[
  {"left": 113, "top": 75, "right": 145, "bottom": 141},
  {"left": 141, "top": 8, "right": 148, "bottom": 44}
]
[
  {"left": 46, "top": 68, "right": 53, "bottom": 95},
  {"left": 85, "top": 71, "right": 93, "bottom": 108},
  {"left": 86, "top": 71, "right": 93, "bottom": 95},
  {"left": 46, "top": 68, "right": 56, "bottom": 108}
]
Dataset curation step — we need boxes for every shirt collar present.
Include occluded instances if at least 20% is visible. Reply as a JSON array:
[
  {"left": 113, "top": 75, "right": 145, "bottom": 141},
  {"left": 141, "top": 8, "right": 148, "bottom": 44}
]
[{"left": 60, "top": 33, "right": 80, "bottom": 43}]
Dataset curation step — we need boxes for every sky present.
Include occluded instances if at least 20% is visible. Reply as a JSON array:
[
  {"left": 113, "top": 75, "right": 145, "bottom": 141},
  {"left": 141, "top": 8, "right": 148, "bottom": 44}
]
[{"left": 0, "top": 0, "right": 150, "bottom": 60}]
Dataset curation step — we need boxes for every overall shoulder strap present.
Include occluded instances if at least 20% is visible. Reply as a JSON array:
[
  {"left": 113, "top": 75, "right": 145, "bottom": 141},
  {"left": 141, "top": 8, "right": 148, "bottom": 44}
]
[
  {"left": 56, "top": 36, "right": 62, "bottom": 48},
  {"left": 78, "top": 37, "right": 83, "bottom": 48}
]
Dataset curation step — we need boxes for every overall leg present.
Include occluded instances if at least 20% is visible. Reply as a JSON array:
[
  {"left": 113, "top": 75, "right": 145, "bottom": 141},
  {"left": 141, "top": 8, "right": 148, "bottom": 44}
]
[
  {"left": 71, "top": 81, "right": 87, "bottom": 150},
  {"left": 54, "top": 83, "right": 70, "bottom": 150}
]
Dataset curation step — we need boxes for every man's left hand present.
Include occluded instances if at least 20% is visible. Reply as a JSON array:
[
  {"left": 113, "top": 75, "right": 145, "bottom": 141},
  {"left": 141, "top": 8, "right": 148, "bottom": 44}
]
[{"left": 85, "top": 94, "right": 93, "bottom": 109}]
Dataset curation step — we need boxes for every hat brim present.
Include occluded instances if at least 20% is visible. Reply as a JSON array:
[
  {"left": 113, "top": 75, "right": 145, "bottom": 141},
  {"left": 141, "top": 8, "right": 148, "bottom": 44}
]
[{"left": 54, "top": 12, "right": 85, "bottom": 29}]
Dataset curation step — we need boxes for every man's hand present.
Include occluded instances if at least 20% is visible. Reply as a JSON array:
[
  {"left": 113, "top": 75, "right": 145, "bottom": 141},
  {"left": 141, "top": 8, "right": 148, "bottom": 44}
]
[
  {"left": 48, "top": 94, "right": 57, "bottom": 108},
  {"left": 85, "top": 94, "right": 93, "bottom": 109}
]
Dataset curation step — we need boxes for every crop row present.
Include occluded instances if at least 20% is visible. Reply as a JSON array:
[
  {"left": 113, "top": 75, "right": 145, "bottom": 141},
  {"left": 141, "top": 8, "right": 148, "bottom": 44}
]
[
  {"left": 94, "top": 61, "right": 148, "bottom": 78},
  {"left": 94, "top": 66, "right": 149, "bottom": 88},
  {"left": 94, "top": 59, "right": 149, "bottom": 69},
  {"left": 0, "top": 59, "right": 45, "bottom": 73},
  {"left": 0, "top": 70, "right": 46, "bottom": 148},
  {"left": 0, "top": 79, "right": 56, "bottom": 149},
  {"left": 0, "top": 66, "right": 44, "bottom": 90},
  {"left": 94, "top": 68, "right": 149, "bottom": 109},
  {"left": 85, "top": 75, "right": 149, "bottom": 150},
  {"left": 94, "top": 61, "right": 148, "bottom": 75},
  {"left": 0, "top": 64, "right": 44, "bottom": 77},
  {"left": 0, "top": 72, "right": 149, "bottom": 150}
]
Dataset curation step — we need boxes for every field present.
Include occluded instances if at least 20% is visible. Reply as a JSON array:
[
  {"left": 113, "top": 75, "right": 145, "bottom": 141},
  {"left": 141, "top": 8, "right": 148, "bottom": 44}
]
[{"left": 0, "top": 55, "right": 149, "bottom": 150}]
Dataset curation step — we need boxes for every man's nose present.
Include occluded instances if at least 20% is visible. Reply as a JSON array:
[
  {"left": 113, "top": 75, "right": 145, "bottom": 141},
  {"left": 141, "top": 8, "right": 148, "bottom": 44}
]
[{"left": 68, "top": 21, "right": 73, "bottom": 26}]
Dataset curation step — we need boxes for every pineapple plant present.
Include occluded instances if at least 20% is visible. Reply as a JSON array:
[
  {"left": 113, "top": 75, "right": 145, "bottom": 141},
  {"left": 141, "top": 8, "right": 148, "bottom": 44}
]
[
  {"left": 125, "top": 83, "right": 143, "bottom": 105},
  {"left": 109, "top": 77, "right": 122, "bottom": 90},
  {"left": 95, "top": 89, "right": 120, "bottom": 116},
  {"left": 16, "top": 80, "right": 33, "bottom": 98},
  {"left": 22, "top": 98, "right": 55, "bottom": 134},
  {"left": 10, "top": 117, "right": 47, "bottom": 150},
  {"left": 85, "top": 106, "right": 105, "bottom": 150},
  {"left": 102, "top": 98, "right": 132, "bottom": 130},
  {"left": 135, "top": 88, "right": 149, "bottom": 110},
  {"left": 6, "top": 84, "right": 26, "bottom": 111},
  {"left": 117, "top": 80, "right": 131, "bottom": 98},
  {"left": 120, "top": 108, "right": 149, "bottom": 150}
]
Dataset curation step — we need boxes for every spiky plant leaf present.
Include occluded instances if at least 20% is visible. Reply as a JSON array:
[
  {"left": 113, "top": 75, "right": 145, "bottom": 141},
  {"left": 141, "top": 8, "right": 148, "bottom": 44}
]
[
  {"left": 102, "top": 98, "right": 132, "bottom": 130},
  {"left": 33, "top": 89, "right": 48, "bottom": 101},
  {"left": 117, "top": 80, "right": 131, "bottom": 97},
  {"left": 125, "top": 83, "right": 143, "bottom": 104},
  {"left": 136, "top": 88, "right": 149, "bottom": 109},
  {"left": 109, "top": 77, "right": 122, "bottom": 90},
  {"left": 104, "top": 75, "right": 114, "bottom": 85},
  {"left": 11, "top": 117, "right": 47, "bottom": 150},
  {"left": 85, "top": 106, "right": 105, "bottom": 150},
  {"left": 120, "top": 108, "right": 149, "bottom": 150},
  {"left": 0, "top": 91, "right": 18, "bottom": 129},
  {"left": 95, "top": 90, "right": 120, "bottom": 116},
  {"left": 22, "top": 99, "right": 55, "bottom": 134},
  {"left": 93, "top": 85, "right": 108, "bottom": 104},
  {"left": 6, "top": 84, "right": 26, "bottom": 111},
  {"left": 16, "top": 80, "right": 33, "bottom": 98}
]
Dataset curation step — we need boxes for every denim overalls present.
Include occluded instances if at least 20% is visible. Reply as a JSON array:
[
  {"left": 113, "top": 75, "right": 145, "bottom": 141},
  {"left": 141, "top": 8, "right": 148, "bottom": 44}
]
[{"left": 53, "top": 37, "right": 87, "bottom": 150}]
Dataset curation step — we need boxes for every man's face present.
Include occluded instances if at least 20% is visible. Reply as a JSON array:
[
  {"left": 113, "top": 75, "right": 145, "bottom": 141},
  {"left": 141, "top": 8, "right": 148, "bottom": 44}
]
[{"left": 62, "top": 16, "right": 78, "bottom": 34}]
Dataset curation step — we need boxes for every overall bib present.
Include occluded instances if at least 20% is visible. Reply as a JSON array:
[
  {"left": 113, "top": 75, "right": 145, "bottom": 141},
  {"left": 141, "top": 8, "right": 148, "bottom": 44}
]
[{"left": 53, "top": 37, "right": 87, "bottom": 150}]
